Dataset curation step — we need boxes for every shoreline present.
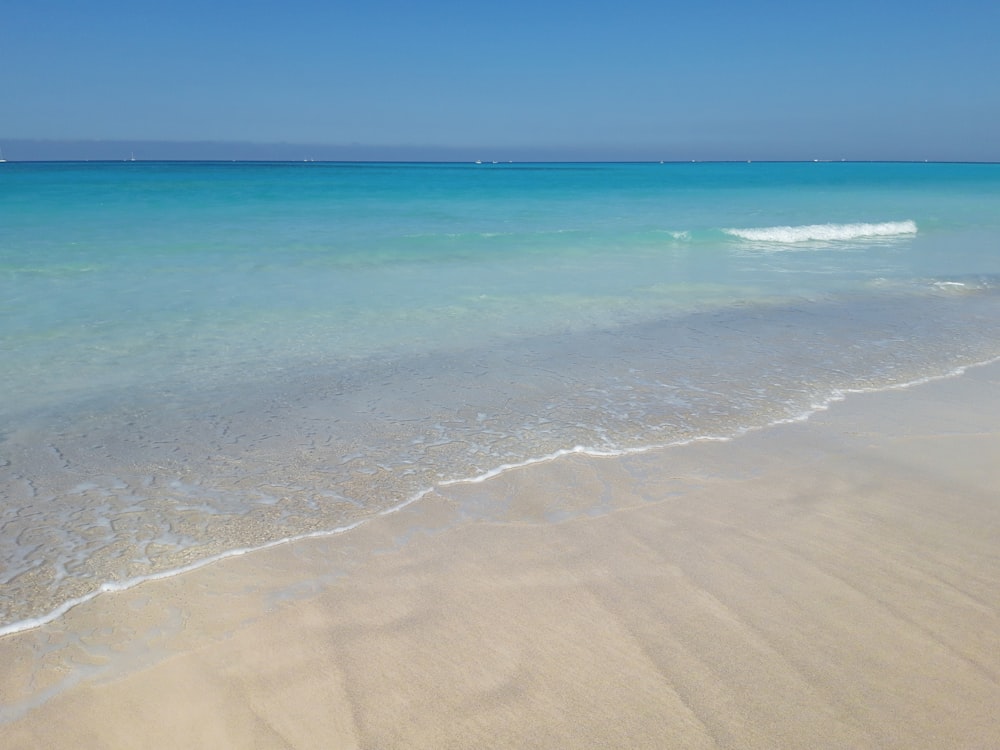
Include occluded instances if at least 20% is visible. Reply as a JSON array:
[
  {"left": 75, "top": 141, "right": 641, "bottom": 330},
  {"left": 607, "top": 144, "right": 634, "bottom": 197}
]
[
  {"left": 3, "top": 355, "right": 996, "bottom": 642},
  {"left": 2, "top": 360, "right": 1000, "bottom": 747}
]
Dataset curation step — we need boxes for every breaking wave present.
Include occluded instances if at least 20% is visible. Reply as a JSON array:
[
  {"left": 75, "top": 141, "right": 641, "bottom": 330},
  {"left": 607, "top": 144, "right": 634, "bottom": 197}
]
[{"left": 724, "top": 220, "right": 917, "bottom": 244}]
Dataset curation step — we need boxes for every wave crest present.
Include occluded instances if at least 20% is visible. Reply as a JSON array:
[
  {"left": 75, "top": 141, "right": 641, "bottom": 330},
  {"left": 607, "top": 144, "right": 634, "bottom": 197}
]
[{"left": 724, "top": 220, "right": 917, "bottom": 244}]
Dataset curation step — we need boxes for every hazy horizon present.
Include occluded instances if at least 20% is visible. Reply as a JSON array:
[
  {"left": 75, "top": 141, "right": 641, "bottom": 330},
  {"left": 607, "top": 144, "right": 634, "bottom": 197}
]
[{"left": 3, "top": 138, "right": 999, "bottom": 164}]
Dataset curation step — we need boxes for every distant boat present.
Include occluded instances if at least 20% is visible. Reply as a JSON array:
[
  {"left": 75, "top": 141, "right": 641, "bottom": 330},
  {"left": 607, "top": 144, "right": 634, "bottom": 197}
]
[
  {"left": 128, "top": 152, "right": 135, "bottom": 162},
  {"left": 0, "top": 147, "right": 6, "bottom": 163}
]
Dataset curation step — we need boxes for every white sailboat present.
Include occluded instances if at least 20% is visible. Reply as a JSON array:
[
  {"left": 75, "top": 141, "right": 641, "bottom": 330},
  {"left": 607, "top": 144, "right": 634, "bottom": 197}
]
[{"left": 0, "top": 147, "right": 6, "bottom": 163}]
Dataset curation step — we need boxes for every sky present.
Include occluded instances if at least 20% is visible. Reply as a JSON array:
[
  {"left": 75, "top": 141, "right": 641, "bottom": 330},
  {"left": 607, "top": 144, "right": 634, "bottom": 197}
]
[{"left": 3, "top": 0, "right": 999, "bottom": 161}]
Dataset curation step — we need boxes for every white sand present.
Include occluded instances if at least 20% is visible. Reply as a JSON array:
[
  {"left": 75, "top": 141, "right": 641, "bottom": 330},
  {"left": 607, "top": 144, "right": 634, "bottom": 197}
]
[{"left": 2, "top": 363, "right": 999, "bottom": 748}]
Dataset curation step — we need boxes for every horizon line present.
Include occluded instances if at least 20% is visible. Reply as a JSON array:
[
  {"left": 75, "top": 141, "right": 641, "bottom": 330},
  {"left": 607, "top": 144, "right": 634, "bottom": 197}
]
[
  {"left": 3, "top": 158, "right": 999, "bottom": 165},
  {"left": 2, "top": 138, "right": 995, "bottom": 165}
]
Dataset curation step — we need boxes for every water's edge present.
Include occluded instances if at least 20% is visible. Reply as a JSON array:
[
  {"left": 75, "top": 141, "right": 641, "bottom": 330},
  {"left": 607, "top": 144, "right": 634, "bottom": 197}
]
[{"left": 3, "top": 353, "right": 997, "bottom": 641}]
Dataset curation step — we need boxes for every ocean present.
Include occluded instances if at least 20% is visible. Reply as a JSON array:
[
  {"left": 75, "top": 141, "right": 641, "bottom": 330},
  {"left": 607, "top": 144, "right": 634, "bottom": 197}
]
[{"left": 3, "top": 161, "right": 1000, "bottom": 634}]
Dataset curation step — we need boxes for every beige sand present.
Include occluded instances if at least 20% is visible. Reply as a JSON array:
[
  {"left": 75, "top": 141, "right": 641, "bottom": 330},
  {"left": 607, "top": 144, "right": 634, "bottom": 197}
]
[{"left": 2, "top": 363, "right": 999, "bottom": 748}]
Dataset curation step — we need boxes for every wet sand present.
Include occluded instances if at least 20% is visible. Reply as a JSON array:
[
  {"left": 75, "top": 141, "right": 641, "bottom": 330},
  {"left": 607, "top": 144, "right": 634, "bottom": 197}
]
[{"left": 2, "top": 363, "right": 999, "bottom": 748}]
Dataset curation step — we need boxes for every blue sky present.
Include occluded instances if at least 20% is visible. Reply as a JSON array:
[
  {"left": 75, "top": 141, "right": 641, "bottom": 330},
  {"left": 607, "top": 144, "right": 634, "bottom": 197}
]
[{"left": 4, "top": 0, "right": 999, "bottom": 160}]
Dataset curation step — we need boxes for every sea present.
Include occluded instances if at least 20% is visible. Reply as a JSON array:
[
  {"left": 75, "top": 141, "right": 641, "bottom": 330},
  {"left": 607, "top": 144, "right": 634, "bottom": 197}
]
[{"left": 3, "top": 160, "right": 1000, "bottom": 635}]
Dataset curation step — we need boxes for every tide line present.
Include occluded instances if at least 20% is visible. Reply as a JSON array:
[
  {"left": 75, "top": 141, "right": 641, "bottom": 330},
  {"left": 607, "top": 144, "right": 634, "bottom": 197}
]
[{"left": 2, "top": 353, "right": 997, "bottom": 640}]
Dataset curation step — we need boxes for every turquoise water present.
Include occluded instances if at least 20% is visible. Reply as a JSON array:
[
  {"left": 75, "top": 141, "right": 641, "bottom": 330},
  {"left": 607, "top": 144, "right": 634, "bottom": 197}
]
[{"left": 3, "top": 161, "right": 1000, "bottom": 632}]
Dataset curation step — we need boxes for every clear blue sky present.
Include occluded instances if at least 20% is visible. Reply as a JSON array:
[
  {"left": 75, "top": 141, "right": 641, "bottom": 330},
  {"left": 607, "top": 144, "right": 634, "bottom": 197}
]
[{"left": 4, "top": 0, "right": 999, "bottom": 160}]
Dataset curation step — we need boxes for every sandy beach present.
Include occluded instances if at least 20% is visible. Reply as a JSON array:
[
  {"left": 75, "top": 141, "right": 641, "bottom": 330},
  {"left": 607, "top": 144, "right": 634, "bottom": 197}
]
[{"left": 2, "top": 362, "right": 999, "bottom": 749}]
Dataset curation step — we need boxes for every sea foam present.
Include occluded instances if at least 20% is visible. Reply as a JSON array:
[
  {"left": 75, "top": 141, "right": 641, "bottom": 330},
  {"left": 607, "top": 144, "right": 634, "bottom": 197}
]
[{"left": 724, "top": 220, "right": 917, "bottom": 244}]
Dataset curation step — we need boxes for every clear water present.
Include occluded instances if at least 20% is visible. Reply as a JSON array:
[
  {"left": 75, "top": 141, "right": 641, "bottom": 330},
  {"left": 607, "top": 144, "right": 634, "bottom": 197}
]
[{"left": 3, "top": 161, "right": 1000, "bottom": 632}]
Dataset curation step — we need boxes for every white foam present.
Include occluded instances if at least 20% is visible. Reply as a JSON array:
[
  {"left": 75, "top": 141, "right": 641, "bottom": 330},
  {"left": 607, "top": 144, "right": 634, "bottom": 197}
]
[
  {"left": 724, "top": 220, "right": 917, "bottom": 244},
  {"left": 0, "top": 519, "right": 368, "bottom": 639}
]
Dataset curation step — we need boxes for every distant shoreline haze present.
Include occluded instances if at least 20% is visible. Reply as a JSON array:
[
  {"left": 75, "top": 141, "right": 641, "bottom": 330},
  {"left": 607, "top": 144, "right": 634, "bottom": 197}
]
[{"left": 1, "top": 139, "right": 995, "bottom": 163}]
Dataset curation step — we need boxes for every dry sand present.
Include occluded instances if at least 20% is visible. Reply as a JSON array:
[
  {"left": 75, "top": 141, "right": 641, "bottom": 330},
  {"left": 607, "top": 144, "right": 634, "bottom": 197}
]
[{"left": 2, "top": 363, "right": 999, "bottom": 748}]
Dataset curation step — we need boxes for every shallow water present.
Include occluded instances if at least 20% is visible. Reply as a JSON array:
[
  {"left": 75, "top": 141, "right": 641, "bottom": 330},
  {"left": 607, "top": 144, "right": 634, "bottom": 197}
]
[{"left": 2, "top": 161, "right": 1000, "bottom": 632}]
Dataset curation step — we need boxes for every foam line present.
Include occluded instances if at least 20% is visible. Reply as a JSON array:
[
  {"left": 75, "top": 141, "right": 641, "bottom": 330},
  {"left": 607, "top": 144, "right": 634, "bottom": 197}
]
[{"left": 724, "top": 220, "right": 917, "bottom": 243}]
